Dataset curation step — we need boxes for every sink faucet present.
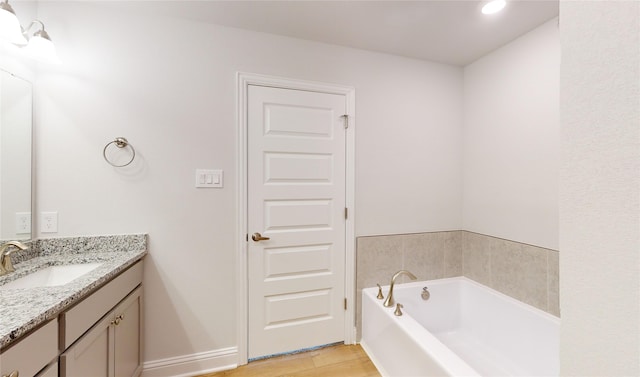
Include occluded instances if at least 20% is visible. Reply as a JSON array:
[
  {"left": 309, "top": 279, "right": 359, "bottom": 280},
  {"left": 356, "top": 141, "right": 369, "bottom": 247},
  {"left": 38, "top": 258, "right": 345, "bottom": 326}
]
[
  {"left": 383, "top": 270, "right": 417, "bottom": 307},
  {"left": 0, "top": 241, "right": 28, "bottom": 276}
]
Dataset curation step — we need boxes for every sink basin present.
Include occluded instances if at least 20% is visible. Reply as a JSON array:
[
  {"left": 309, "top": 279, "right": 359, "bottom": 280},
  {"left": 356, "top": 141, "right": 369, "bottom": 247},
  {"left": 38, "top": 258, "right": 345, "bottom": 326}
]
[{"left": 0, "top": 263, "right": 102, "bottom": 290}]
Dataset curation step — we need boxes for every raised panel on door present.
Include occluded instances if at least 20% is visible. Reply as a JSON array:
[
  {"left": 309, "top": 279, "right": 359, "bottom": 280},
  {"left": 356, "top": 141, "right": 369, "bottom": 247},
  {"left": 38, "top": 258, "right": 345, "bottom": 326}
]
[
  {"left": 263, "top": 244, "right": 333, "bottom": 279},
  {"left": 248, "top": 85, "right": 347, "bottom": 359},
  {"left": 264, "top": 199, "right": 333, "bottom": 232},
  {"left": 114, "top": 287, "right": 143, "bottom": 377},
  {"left": 264, "top": 152, "right": 333, "bottom": 184}
]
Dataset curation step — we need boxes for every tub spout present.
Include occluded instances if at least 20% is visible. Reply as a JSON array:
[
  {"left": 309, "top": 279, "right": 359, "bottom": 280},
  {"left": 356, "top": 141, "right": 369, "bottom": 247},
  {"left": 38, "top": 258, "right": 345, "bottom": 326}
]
[{"left": 383, "top": 270, "right": 417, "bottom": 307}]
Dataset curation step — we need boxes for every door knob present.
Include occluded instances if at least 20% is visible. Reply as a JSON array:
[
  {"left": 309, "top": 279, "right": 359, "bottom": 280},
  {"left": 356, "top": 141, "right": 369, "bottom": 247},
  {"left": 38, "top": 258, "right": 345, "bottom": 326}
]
[{"left": 251, "top": 233, "right": 270, "bottom": 242}]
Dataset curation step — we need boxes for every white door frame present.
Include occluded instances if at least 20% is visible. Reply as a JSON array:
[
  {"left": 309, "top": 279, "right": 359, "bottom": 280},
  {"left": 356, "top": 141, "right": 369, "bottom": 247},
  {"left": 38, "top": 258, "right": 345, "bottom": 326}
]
[{"left": 236, "top": 72, "right": 356, "bottom": 365}]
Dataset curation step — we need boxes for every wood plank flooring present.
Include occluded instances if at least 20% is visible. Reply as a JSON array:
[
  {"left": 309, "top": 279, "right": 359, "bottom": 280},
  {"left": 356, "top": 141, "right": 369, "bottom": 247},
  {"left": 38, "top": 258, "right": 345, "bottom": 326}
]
[{"left": 198, "top": 344, "right": 381, "bottom": 377}]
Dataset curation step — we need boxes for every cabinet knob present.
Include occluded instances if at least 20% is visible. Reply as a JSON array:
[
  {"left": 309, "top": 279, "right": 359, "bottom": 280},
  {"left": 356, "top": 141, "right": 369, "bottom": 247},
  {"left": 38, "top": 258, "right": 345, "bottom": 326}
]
[
  {"left": 2, "top": 370, "right": 19, "bottom": 377},
  {"left": 111, "top": 314, "right": 125, "bottom": 326}
]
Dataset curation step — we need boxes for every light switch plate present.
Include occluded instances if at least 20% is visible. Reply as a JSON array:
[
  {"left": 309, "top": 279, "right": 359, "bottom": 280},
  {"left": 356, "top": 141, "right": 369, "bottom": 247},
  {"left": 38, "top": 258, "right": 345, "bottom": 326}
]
[{"left": 195, "top": 169, "right": 223, "bottom": 188}]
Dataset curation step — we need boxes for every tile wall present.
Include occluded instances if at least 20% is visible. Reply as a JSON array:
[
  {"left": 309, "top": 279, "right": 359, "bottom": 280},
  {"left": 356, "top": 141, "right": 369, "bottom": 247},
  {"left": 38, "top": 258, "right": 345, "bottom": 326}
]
[
  {"left": 356, "top": 231, "right": 463, "bottom": 337},
  {"left": 355, "top": 230, "right": 559, "bottom": 338},
  {"left": 462, "top": 231, "right": 559, "bottom": 316}
]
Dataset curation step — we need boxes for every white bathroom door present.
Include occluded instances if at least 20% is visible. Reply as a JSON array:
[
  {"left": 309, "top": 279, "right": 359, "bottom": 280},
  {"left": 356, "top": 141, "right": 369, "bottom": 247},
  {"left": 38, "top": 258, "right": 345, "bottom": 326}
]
[{"left": 247, "top": 84, "right": 347, "bottom": 359}]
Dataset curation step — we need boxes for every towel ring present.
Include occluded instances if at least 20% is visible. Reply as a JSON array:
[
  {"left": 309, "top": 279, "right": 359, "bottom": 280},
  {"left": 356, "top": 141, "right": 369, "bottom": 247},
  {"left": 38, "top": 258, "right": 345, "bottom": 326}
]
[{"left": 103, "top": 137, "right": 135, "bottom": 167}]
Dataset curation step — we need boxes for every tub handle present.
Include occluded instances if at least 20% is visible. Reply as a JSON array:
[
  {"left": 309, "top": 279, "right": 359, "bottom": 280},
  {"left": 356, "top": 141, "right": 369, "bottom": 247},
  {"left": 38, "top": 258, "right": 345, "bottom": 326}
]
[
  {"left": 376, "top": 284, "right": 385, "bottom": 300},
  {"left": 422, "top": 286, "right": 430, "bottom": 301},
  {"left": 394, "top": 303, "right": 404, "bottom": 316}
]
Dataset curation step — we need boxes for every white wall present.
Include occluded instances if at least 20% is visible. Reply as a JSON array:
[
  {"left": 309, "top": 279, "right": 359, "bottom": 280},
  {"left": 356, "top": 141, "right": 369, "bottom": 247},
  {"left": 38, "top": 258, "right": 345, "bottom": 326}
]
[
  {"left": 559, "top": 1, "right": 640, "bottom": 375},
  {"left": 463, "top": 19, "right": 560, "bottom": 250},
  {"left": 33, "top": 1, "right": 463, "bottom": 367}
]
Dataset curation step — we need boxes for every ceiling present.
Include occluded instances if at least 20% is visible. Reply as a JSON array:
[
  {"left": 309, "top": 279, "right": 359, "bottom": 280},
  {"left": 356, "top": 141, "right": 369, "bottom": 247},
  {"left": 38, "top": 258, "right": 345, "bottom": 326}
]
[{"left": 119, "top": 0, "right": 559, "bottom": 66}]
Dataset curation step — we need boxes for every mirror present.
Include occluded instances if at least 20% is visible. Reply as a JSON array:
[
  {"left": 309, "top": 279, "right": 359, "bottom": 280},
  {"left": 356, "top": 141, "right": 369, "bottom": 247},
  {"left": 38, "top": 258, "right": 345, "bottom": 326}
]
[{"left": 0, "top": 68, "right": 32, "bottom": 241}]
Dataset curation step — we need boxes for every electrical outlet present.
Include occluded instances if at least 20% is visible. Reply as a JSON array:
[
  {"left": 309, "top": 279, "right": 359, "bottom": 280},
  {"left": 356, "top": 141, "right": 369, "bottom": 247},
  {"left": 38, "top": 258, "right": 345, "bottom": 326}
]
[
  {"left": 41, "top": 212, "right": 58, "bottom": 233},
  {"left": 15, "top": 212, "right": 31, "bottom": 234}
]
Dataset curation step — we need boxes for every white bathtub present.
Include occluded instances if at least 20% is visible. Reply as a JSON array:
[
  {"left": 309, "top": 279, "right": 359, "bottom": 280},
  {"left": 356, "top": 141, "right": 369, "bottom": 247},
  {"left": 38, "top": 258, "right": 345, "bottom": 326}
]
[{"left": 361, "top": 277, "right": 559, "bottom": 377}]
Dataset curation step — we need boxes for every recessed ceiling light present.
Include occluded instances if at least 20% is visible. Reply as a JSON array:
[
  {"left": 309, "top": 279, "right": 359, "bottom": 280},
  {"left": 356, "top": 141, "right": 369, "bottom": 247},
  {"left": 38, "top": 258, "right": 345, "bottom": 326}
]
[{"left": 482, "top": 0, "right": 507, "bottom": 15}]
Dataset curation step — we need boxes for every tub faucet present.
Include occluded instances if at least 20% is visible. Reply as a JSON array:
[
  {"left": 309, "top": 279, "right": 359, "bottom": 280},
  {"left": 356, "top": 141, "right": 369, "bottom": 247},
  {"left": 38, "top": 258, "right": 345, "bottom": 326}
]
[
  {"left": 383, "top": 270, "right": 417, "bottom": 307},
  {"left": 0, "top": 241, "right": 28, "bottom": 276}
]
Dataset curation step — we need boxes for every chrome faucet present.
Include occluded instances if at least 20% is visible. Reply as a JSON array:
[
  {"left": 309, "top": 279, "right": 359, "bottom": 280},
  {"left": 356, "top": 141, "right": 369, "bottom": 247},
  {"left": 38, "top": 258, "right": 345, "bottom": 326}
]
[
  {"left": 383, "top": 270, "right": 417, "bottom": 307},
  {"left": 0, "top": 241, "right": 28, "bottom": 276}
]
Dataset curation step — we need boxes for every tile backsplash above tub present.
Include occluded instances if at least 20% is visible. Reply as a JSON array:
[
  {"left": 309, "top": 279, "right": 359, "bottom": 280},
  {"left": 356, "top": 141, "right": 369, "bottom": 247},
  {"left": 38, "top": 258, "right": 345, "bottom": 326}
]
[
  {"left": 357, "top": 231, "right": 463, "bottom": 291},
  {"left": 462, "top": 231, "right": 559, "bottom": 317},
  {"left": 356, "top": 231, "right": 463, "bottom": 338},
  {"left": 355, "top": 230, "right": 559, "bottom": 339}
]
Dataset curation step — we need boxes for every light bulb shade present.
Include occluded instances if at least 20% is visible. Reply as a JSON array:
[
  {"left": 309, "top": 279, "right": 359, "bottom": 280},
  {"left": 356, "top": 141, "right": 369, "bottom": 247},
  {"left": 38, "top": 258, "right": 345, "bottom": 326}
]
[
  {"left": 22, "top": 35, "right": 60, "bottom": 64},
  {"left": 482, "top": 0, "right": 507, "bottom": 15},
  {"left": 0, "top": 6, "right": 27, "bottom": 45}
]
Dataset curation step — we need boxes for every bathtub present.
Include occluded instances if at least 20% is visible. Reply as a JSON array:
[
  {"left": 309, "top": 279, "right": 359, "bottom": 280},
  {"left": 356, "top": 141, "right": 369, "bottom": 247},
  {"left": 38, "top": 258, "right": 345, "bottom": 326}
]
[{"left": 361, "top": 277, "right": 559, "bottom": 377}]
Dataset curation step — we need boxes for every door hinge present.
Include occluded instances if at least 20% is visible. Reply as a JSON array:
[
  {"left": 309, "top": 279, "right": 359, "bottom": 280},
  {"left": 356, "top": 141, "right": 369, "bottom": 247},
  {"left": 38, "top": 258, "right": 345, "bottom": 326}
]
[
  {"left": 341, "top": 114, "right": 349, "bottom": 129},
  {"left": 344, "top": 298, "right": 348, "bottom": 310},
  {"left": 344, "top": 207, "right": 348, "bottom": 219}
]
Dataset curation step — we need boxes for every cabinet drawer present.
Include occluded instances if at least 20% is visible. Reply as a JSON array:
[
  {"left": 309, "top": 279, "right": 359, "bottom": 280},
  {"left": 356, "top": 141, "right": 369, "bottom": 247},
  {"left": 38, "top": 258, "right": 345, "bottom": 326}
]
[
  {"left": 60, "top": 261, "right": 143, "bottom": 349},
  {"left": 37, "top": 361, "right": 58, "bottom": 377},
  {"left": 60, "top": 308, "right": 113, "bottom": 377},
  {"left": 0, "top": 319, "right": 58, "bottom": 377}
]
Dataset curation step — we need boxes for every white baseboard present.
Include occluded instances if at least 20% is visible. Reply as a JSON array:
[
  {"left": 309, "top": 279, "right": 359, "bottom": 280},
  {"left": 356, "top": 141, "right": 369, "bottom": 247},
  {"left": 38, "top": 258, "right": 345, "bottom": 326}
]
[{"left": 142, "top": 347, "right": 238, "bottom": 377}]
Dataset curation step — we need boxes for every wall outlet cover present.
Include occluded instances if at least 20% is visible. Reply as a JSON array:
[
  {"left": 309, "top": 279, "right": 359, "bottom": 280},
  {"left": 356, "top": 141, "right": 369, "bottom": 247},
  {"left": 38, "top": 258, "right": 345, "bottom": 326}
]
[
  {"left": 41, "top": 212, "right": 58, "bottom": 233},
  {"left": 15, "top": 212, "right": 31, "bottom": 234}
]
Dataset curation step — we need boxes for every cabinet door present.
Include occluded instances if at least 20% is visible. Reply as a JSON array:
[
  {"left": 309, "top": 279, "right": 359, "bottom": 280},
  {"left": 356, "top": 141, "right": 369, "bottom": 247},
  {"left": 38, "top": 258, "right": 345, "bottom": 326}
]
[
  {"left": 114, "top": 287, "right": 143, "bottom": 377},
  {"left": 60, "top": 314, "right": 114, "bottom": 377}
]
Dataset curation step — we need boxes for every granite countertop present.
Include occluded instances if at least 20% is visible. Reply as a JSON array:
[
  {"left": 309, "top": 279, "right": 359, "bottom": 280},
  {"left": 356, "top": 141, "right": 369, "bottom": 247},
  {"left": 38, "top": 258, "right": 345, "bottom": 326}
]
[{"left": 0, "top": 235, "right": 147, "bottom": 349}]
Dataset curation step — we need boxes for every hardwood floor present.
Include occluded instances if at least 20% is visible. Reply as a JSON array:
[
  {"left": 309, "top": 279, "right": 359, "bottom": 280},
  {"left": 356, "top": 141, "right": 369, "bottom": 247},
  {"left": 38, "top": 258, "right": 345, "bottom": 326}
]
[{"left": 198, "top": 344, "right": 381, "bottom": 377}]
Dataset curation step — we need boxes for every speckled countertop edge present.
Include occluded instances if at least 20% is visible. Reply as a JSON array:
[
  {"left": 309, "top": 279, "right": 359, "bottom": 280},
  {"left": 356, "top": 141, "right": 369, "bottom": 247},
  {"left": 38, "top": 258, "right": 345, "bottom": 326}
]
[{"left": 0, "top": 234, "right": 147, "bottom": 349}]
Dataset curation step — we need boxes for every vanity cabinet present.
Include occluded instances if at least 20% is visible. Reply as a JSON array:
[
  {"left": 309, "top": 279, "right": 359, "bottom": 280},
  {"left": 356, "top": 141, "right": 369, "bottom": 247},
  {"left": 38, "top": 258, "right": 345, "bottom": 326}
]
[
  {"left": 0, "top": 259, "right": 144, "bottom": 377},
  {"left": 0, "top": 320, "right": 58, "bottom": 377},
  {"left": 60, "top": 262, "right": 143, "bottom": 377},
  {"left": 60, "top": 287, "right": 142, "bottom": 377}
]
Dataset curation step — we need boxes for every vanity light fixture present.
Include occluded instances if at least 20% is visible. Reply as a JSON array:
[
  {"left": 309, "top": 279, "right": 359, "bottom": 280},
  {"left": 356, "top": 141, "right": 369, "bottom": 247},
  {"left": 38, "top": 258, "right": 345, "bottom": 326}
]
[
  {"left": 481, "top": 0, "right": 507, "bottom": 15},
  {"left": 21, "top": 20, "right": 61, "bottom": 64},
  {"left": 0, "top": 0, "right": 27, "bottom": 45},
  {"left": 0, "top": 1, "right": 60, "bottom": 64}
]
